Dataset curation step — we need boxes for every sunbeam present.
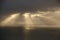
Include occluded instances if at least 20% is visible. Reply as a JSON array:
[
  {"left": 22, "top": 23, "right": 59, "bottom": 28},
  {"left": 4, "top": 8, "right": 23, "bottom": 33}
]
[
  {"left": 1, "top": 13, "right": 20, "bottom": 26},
  {"left": 0, "top": 11, "right": 60, "bottom": 28},
  {"left": 23, "top": 13, "right": 34, "bottom": 30}
]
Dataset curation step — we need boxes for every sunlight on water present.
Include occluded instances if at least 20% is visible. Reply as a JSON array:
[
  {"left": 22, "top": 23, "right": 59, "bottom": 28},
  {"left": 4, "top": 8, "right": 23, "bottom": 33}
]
[{"left": 0, "top": 10, "right": 60, "bottom": 29}]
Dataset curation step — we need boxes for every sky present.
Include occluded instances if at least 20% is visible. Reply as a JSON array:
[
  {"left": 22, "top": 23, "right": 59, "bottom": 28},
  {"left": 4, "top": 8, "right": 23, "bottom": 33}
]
[
  {"left": 0, "top": 0, "right": 60, "bottom": 16},
  {"left": 1, "top": 0, "right": 60, "bottom": 12}
]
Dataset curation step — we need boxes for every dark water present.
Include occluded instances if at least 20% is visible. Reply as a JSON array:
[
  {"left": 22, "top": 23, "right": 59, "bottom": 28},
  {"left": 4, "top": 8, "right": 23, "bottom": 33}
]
[
  {"left": 0, "top": 26, "right": 60, "bottom": 40},
  {"left": 0, "top": 27, "right": 24, "bottom": 40}
]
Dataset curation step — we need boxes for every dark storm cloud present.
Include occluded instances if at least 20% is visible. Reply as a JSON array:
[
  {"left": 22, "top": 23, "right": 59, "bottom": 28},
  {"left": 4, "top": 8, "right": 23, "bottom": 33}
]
[{"left": 1, "top": 0, "right": 60, "bottom": 14}]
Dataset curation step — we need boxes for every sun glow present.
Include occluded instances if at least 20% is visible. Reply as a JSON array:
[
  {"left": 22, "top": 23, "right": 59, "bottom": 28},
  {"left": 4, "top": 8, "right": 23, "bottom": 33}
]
[
  {"left": 1, "top": 11, "right": 60, "bottom": 28},
  {"left": 1, "top": 13, "right": 20, "bottom": 26}
]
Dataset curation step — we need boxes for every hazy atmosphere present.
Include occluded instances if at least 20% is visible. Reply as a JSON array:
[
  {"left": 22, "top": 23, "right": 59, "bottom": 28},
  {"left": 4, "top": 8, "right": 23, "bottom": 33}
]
[
  {"left": 1, "top": 0, "right": 60, "bottom": 40},
  {"left": 0, "top": 0, "right": 60, "bottom": 27}
]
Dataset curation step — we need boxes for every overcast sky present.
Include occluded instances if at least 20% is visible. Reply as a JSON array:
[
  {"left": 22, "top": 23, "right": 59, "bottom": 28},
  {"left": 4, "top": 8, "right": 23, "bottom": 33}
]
[
  {"left": 1, "top": 0, "right": 60, "bottom": 15},
  {"left": 0, "top": 0, "right": 60, "bottom": 24},
  {"left": 2, "top": 0, "right": 60, "bottom": 11}
]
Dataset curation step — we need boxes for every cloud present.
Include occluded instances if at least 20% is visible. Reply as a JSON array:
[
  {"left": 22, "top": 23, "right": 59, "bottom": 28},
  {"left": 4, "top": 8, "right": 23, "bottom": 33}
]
[{"left": 1, "top": 0, "right": 60, "bottom": 14}]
